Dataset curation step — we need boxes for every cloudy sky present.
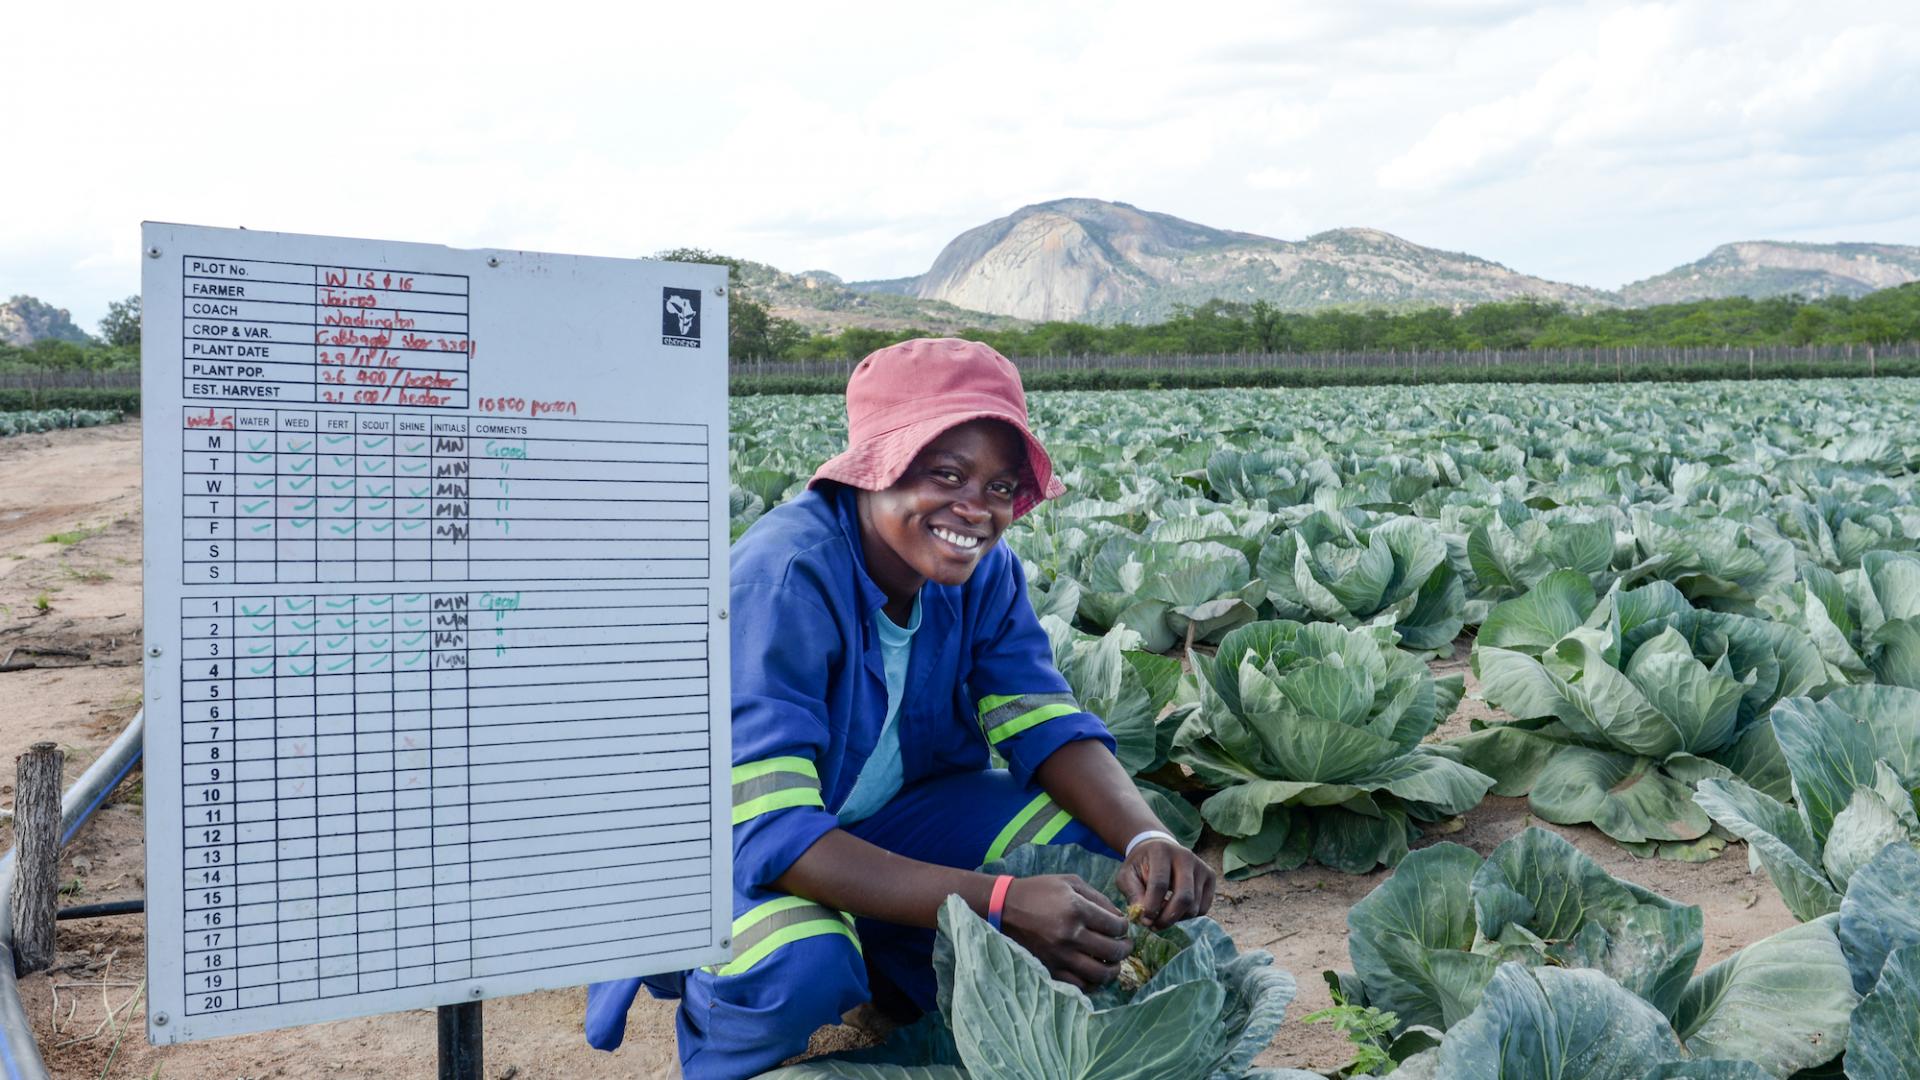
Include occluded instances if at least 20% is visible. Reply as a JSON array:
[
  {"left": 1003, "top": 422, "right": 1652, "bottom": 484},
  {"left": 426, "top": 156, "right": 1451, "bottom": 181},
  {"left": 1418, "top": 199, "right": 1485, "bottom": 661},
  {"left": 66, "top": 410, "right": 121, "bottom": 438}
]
[{"left": 7, "top": 0, "right": 1918, "bottom": 330}]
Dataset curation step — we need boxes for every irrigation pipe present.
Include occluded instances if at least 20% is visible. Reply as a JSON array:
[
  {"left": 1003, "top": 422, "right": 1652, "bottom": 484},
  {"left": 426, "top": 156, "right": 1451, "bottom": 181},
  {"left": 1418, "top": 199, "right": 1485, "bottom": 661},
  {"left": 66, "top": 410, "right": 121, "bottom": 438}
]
[{"left": 0, "top": 711, "right": 144, "bottom": 1080}]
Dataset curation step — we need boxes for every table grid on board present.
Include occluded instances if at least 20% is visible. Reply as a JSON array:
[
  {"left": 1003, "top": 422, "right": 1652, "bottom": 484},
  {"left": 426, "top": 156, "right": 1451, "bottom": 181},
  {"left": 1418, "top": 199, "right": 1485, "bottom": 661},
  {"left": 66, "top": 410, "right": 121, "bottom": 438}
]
[
  {"left": 181, "top": 256, "right": 472, "bottom": 408},
  {"left": 181, "top": 408, "right": 711, "bottom": 586},
  {"left": 177, "top": 587, "right": 715, "bottom": 1016}
]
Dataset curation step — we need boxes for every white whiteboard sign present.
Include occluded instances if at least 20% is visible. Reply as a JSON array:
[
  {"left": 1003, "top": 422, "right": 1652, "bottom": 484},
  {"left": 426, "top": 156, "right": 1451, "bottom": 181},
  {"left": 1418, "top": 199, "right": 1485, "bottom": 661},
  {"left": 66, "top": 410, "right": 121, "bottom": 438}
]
[{"left": 139, "top": 223, "right": 732, "bottom": 1043}]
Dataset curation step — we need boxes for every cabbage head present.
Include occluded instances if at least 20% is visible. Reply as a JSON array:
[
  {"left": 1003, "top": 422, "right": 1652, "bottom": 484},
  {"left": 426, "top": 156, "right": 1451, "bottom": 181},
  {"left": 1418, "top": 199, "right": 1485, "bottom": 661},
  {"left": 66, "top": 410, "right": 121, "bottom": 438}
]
[
  {"left": 1257, "top": 510, "right": 1466, "bottom": 654},
  {"left": 1388, "top": 959, "right": 1845, "bottom": 1080},
  {"left": 1447, "top": 573, "right": 1825, "bottom": 858},
  {"left": 1694, "top": 684, "right": 1920, "bottom": 921},
  {"left": 1761, "top": 552, "right": 1920, "bottom": 691},
  {"left": 758, "top": 845, "right": 1298, "bottom": 1080},
  {"left": 1172, "top": 621, "right": 1492, "bottom": 876},
  {"left": 1620, "top": 509, "right": 1795, "bottom": 615},
  {"left": 1333, "top": 828, "right": 1703, "bottom": 1031},
  {"left": 1836, "top": 844, "right": 1920, "bottom": 1078}
]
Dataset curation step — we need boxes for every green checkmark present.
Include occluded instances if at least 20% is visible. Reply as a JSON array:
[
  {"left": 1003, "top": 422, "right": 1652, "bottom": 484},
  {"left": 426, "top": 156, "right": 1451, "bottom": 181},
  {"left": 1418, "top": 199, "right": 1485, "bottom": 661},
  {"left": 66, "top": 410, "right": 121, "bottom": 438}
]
[
  {"left": 403, "top": 594, "right": 422, "bottom": 602},
  {"left": 369, "top": 596, "right": 392, "bottom": 607},
  {"left": 332, "top": 500, "right": 353, "bottom": 513},
  {"left": 330, "top": 524, "right": 354, "bottom": 536},
  {"left": 333, "top": 455, "right": 353, "bottom": 467},
  {"left": 288, "top": 598, "right": 314, "bottom": 610},
  {"left": 370, "top": 617, "right": 391, "bottom": 629},
  {"left": 326, "top": 435, "right": 350, "bottom": 446},
  {"left": 402, "top": 653, "right": 424, "bottom": 667},
  {"left": 253, "top": 478, "right": 274, "bottom": 490},
  {"left": 290, "top": 517, "right": 313, "bottom": 529},
  {"left": 403, "top": 615, "right": 423, "bottom": 626},
  {"left": 242, "top": 499, "right": 270, "bottom": 514},
  {"left": 327, "top": 658, "right": 354, "bottom": 672},
  {"left": 289, "top": 476, "right": 314, "bottom": 491},
  {"left": 408, "top": 486, "right": 429, "bottom": 498},
  {"left": 292, "top": 660, "right": 314, "bottom": 676},
  {"left": 367, "top": 500, "right": 390, "bottom": 512},
  {"left": 401, "top": 461, "right": 428, "bottom": 473},
  {"left": 292, "top": 497, "right": 316, "bottom": 511},
  {"left": 290, "top": 440, "right": 312, "bottom": 452},
  {"left": 363, "top": 460, "right": 388, "bottom": 472},
  {"left": 325, "top": 598, "right": 351, "bottom": 609},
  {"left": 248, "top": 437, "right": 267, "bottom": 450},
  {"left": 371, "top": 484, "right": 392, "bottom": 496},
  {"left": 289, "top": 641, "right": 311, "bottom": 655},
  {"left": 327, "top": 636, "right": 349, "bottom": 648},
  {"left": 290, "top": 459, "right": 313, "bottom": 473},
  {"left": 335, "top": 617, "right": 354, "bottom": 630},
  {"left": 402, "top": 521, "right": 425, "bottom": 532},
  {"left": 242, "top": 603, "right": 267, "bottom": 616},
  {"left": 369, "top": 655, "right": 390, "bottom": 669},
  {"left": 365, "top": 437, "right": 389, "bottom": 449},
  {"left": 251, "top": 522, "right": 273, "bottom": 533},
  {"left": 331, "top": 480, "right": 355, "bottom": 493},
  {"left": 403, "top": 442, "right": 425, "bottom": 453},
  {"left": 370, "top": 637, "right": 390, "bottom": 650},
  {"left": 248, "top": 642, "right": 271, "bottom": 654},
  {"left": 403, "top": 633, "right": 426, "bottom": 646},
  {"left": 247, "top": 453, "right": 272, "bottom": 464},
  {"left": 294, "top": 618, "right": 317, "bottom": 631},
  {"left": 252, "top": 662, "right": 274, "bottom": 675}
]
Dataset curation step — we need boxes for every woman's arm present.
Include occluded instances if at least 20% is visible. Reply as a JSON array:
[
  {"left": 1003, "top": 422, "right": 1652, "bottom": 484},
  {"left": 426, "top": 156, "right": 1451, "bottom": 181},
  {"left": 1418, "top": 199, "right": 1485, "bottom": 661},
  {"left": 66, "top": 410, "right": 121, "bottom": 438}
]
[
  {"left": 773, "top": 828, "right": 1132, "bottom": 989},
  {"left": 1034, "top": 739, "right": 1217, "bottom": 929}
]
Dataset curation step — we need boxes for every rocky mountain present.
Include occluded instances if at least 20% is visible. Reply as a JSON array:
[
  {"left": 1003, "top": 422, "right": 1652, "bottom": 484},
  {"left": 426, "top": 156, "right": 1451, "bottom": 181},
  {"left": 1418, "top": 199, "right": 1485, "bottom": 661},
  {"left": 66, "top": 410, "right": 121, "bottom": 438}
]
[
  {"left": 859, "top": 198, "right": 1612, "bottom": 323},
  {"left": 1618, "top": 241, "right": 1920, "bottom": 305},
  {"left": 0, "top": 296, "right": 92, "bottom": 347},
  {"left": 733, "top": 260, "right": 1028, "bottom": 334}
]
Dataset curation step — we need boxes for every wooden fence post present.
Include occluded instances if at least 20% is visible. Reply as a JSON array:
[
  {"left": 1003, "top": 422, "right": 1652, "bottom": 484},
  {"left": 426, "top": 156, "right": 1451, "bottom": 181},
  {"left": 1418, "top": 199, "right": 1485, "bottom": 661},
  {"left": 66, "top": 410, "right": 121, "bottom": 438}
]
[{"left": 12, "top": 741, "right": 63, "bottom": 976}]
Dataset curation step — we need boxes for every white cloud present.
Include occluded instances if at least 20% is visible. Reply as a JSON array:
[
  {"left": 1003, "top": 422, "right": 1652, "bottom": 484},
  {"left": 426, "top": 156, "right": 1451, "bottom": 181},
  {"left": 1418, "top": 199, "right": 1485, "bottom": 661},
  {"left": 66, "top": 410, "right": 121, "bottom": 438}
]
[{"left": 3, "top": 0, "right": 1918, "bottom": 326}]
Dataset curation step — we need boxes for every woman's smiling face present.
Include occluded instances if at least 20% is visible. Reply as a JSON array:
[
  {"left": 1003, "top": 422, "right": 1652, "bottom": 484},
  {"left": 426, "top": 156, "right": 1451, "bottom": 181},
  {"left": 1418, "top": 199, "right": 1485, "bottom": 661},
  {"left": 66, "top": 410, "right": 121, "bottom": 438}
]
[{"left": 857, "top": 420, "right": 1024, "bottom": 609}]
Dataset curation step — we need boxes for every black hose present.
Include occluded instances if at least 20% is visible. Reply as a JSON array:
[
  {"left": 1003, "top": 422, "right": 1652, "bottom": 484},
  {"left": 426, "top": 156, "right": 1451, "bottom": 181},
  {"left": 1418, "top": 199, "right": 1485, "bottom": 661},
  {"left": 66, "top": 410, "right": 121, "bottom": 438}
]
[
  {"left": 0, "top": 710, "right": 144, "bottom": 1080},
  {"left": 54, "top": 899, "right": 144, "bottom": 922}
]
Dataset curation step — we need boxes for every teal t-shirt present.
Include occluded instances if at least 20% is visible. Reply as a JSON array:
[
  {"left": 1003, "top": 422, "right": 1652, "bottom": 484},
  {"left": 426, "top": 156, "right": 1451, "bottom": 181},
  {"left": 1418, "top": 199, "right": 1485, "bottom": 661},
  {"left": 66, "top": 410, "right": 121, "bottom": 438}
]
[{"left": 836, "top": 593, "right": 921, "bottom": 825}]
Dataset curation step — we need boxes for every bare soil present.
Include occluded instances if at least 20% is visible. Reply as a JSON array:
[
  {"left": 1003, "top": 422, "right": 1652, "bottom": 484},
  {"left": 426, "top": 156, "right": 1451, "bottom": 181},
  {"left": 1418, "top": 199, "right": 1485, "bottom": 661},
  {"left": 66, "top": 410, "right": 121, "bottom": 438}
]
[{"left": 0, "top": 422, "right": 1798, "bottom": 1078}]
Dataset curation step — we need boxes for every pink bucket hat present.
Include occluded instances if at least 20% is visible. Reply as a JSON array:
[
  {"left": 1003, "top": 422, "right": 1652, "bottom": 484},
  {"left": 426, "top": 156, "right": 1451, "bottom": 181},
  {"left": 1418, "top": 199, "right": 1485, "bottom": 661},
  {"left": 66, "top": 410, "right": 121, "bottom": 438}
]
[{"left": 809, "top": 338, "right": 1066, "bottom": 519}]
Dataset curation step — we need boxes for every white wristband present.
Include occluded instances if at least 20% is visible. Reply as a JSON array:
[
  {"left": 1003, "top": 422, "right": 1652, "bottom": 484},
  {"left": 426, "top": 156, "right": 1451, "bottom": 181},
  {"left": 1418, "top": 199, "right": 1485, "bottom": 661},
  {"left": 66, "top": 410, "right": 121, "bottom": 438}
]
[{"left": 1124, "top": 829, "right": 1178, "bottom": 859}]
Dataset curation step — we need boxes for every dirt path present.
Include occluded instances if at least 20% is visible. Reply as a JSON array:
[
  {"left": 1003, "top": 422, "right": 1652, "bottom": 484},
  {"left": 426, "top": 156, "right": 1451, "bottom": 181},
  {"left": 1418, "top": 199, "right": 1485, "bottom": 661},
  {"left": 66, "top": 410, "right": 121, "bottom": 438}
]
[{"left": 0, "top": 421, "right": 1798, "bottom": 1078}]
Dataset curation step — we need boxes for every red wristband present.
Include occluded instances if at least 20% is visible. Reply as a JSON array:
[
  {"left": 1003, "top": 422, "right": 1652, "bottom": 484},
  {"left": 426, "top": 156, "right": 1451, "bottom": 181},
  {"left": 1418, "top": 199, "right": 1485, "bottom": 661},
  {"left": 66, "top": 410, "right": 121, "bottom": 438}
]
[{"left": 986, "top": 874, "right": 1015, "bottom": 932}]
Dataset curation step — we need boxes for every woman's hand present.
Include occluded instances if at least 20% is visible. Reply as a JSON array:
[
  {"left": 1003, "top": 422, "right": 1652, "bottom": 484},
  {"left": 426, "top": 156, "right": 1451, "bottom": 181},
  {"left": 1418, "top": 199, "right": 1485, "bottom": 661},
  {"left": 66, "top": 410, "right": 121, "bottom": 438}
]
[
  {"left": 1116, "top": 840, "right": 1216, "bottom": 930},
  {"left": 998, "top": 873, "right": 1132, "bottom": 989}
]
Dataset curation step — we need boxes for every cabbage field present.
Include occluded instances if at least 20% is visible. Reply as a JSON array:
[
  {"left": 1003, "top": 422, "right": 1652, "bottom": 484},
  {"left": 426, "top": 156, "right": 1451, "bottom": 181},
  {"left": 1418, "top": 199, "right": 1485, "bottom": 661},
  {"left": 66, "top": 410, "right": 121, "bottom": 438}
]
[
  {"left": 0, "top": 408, "right": 123, "bottom": 437},
  {"left": 732, "top": 378, "right": 1920, "bottom": 1078}
]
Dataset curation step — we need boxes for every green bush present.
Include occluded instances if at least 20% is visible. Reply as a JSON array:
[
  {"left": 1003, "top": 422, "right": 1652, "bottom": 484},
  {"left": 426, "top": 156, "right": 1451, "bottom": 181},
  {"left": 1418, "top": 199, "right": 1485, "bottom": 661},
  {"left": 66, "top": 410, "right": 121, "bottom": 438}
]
[
  {"left": 730, "top": 358, "right": 1920, "bottom": 396},
  {"left": 0, "top": 388, "right": 142, "bottom": 413}
]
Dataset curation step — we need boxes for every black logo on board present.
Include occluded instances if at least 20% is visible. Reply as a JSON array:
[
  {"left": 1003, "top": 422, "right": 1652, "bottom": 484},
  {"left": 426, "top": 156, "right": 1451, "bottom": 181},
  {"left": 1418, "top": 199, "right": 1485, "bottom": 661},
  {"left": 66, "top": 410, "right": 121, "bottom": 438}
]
[{"left": 662, "top": 288, "right": 701, "bottom": 348}]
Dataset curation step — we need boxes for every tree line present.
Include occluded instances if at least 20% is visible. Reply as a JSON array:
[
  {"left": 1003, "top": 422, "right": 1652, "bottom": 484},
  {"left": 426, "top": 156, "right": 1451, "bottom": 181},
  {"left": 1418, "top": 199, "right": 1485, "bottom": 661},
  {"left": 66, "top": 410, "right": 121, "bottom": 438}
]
[
  {"left": 764, "top": 284, "right": 1920, "bottom": 361},
  {"left": 10, "top": 273, "right": 1920, "bottom": 372}
]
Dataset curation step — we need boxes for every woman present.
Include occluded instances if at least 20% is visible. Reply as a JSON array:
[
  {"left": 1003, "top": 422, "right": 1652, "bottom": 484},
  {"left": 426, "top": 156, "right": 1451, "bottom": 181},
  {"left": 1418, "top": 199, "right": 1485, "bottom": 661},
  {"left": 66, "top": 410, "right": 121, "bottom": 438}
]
[{"left": 585, "top": 338, "right": 1215, "bottom": 1078}]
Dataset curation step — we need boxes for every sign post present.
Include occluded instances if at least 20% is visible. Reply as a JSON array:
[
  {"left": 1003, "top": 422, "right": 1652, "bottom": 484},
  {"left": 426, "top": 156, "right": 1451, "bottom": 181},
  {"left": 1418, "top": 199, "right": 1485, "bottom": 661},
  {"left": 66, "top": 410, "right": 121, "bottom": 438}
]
[{"left": 139, "top": 224, "right": 732, "bottom": 1052}]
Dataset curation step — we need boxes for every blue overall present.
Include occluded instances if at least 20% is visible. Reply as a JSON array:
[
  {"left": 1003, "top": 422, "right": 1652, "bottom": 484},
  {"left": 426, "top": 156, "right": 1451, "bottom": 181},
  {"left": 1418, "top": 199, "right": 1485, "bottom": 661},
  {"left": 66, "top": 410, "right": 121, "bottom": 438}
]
[{"left": 583, "top": 486, "right": 1118, "bottom": 1079}]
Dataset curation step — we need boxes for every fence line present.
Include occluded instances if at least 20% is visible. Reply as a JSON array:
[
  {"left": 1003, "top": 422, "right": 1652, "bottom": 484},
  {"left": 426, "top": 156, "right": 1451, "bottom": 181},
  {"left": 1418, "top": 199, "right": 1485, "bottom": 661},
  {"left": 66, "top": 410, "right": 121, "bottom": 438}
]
[
  {"left": 0, "top": 370, "right": 139, "bottom": 390},
  {"left": 730, "top": 342, "right": 1918, "bottom": 379},
  {"left": 8, "top": 342, "right": 1914, "bottom": 391}
]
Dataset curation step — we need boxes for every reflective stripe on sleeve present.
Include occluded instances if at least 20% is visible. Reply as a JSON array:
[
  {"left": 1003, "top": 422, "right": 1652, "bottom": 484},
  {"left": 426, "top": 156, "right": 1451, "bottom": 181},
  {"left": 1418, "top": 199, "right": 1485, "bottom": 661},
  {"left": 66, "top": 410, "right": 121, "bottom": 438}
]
[
  {"left": 731, "top": 756, "right": 824, "bottom": 826},
  {"left": 711, "top": 895, "right": 860, "bottom": 977},
  {"left": 977, "top": 692, "right": 1081, "bottom": 745},
  {"left": 983, "top": 792, "right": 1076, "bottom": 864}
]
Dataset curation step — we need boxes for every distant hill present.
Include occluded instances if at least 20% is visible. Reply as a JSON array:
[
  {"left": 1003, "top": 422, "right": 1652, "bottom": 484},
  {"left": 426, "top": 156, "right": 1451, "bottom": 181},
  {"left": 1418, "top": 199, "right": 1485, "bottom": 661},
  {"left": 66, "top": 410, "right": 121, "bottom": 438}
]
[
  {"left": 732, "top": 259, "right": 1029, "bottom": 334},
  {"left": 855, "top": 198, "right": 1612, "bottom": 324},
  {"left": 1619, "top": 241, "right": 1920, "bottom": 305},
  {"left": 0, "top": 296, "right": 92, "bottom": 347}
]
